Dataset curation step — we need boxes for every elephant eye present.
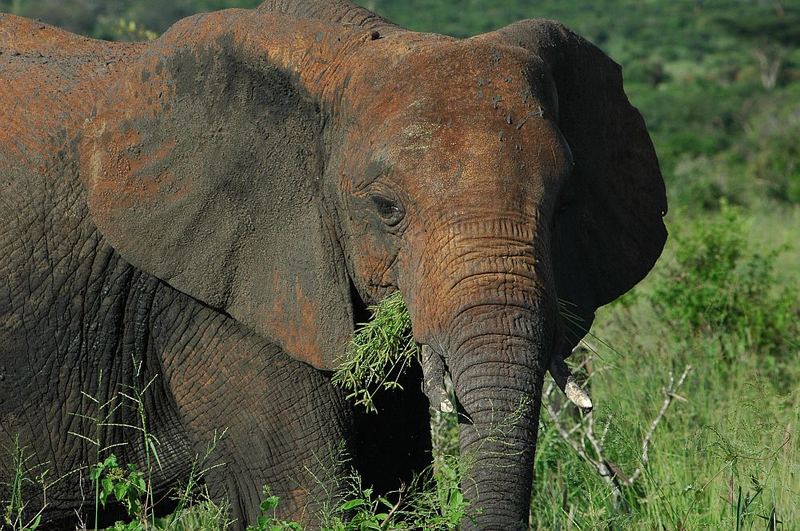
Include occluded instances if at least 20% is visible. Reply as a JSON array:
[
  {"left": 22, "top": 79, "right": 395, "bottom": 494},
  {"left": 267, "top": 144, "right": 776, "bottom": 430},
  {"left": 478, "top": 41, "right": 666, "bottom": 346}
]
[{"left": 370, "top": 194, "right": 404, "bottom": 226}]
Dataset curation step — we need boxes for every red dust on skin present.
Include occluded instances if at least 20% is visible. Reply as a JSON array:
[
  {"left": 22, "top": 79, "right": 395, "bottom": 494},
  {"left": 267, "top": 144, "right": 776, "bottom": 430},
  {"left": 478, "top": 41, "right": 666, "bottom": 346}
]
[
  {"left": 264, "top": 270, "right": 328, "bottom": 369},
  {"left": 0, "top": 14, "right": 142, "bottom": 174},
  {"left": 86, "top": 131, "right": 180, "bottom": 219},
  {"left": 80, "top": 52, "right": 178, "bottom": 221}
]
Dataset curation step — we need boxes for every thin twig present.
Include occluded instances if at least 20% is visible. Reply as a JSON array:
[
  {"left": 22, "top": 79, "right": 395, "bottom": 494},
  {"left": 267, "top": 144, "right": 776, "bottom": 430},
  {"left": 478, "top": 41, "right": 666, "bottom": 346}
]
[
  {"left": 625, "top": 364, "right": 692, "bottom": 486},
  {"left": 381, "top": 485, "right": 406, "bottom": 529},
  {"left": 545, "top": 398, "right": 622, "bottom": 500}
]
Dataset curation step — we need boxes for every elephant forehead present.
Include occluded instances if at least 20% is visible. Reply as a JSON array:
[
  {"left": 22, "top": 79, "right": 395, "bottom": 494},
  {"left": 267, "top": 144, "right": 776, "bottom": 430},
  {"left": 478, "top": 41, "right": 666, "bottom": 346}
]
[
  {"left": 345, "top": 37, "right": 552, "bottom": 124},
  {"left": 379, "top": 40, "right": 549, "bottom": 117},
  {"left": 375, "top": 102, "right": 565, "bottom": 202},
  {"left": 353, "top": 41, "right": 561, "bottom": 156},
  {"left": 338, "top": 37, "right": 569, "bottom": 200},
  {"left": 408, "top": 124, "right": 561, "bottom": 204}
]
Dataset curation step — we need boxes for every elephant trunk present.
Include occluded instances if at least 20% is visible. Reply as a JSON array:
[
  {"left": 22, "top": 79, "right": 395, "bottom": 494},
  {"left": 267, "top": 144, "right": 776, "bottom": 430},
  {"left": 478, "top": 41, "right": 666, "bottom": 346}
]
[
  {"left": 448, "top": 305, "right": 548, "bottom": 530},
  {"left": 403, "top": 214, "right": 555, "bottom": 528}
]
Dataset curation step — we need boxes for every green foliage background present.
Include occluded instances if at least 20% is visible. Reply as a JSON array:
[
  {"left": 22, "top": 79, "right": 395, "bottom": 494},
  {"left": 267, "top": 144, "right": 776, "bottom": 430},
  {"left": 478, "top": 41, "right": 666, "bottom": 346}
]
[{"left": 1, "top": 0, "right": 798, "bottom": 529}]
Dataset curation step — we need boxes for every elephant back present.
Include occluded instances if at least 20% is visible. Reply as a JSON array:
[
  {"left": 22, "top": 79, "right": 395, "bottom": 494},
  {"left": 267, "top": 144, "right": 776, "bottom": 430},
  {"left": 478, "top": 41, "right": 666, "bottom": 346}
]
[{"left": 0, "top": 14, "right": 141, "bottom": 170}]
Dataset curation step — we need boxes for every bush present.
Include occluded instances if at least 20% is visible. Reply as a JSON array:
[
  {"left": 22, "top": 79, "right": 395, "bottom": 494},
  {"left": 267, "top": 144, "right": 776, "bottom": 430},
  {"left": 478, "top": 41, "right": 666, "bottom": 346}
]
[
  {"left": 745, "top": 101, "right": 800, "bottom": 203},
  {"left": 649, "top": 202, "right": 799, "bottom": 359}
]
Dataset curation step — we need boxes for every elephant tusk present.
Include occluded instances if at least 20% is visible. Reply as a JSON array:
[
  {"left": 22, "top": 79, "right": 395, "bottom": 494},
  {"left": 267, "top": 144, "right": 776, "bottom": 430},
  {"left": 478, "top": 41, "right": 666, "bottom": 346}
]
[
  {"left": 421, "top": 345, "right": 470, "bottom": 419},
  {"left": 439, "top": 399, "right": 455, "bottom": 413},
  {"left": 440, "top": 370, "right": 456, "bottom": 413},
  {"left": 421, "top": 345, "right": 455, "bottom": 413},
  {"left": 549, "top": 355, "right": 593, "bottom": 411}
]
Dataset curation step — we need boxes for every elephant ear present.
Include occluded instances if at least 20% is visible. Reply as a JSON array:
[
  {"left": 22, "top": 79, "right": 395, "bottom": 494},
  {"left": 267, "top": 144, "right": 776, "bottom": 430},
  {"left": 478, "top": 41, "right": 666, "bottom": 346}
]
[
  {"left": 487, "top": 20, "right": 667, "bottom": 345},
  {"left": 80, "top": 11, "right": 354, "bottom": 370}
]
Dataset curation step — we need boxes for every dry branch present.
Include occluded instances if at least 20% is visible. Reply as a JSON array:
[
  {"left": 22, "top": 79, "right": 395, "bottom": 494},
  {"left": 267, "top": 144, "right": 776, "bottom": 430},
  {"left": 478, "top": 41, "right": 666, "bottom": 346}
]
[{"left": 544, "top": 350, "right": 692, "bottom": 508}]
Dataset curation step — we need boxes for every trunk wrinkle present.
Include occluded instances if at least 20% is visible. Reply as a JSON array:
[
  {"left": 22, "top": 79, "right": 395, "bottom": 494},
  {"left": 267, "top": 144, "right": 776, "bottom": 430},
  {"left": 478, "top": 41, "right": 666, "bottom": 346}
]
[
  {"left": 451, "top": 331, "right": 540, "bottom": 358},
  {"left": 447, "top": 269, "right": 540, "bottom": 294},
  {"left": 448, "top": 301, "right": 541, "bottom": 334}
]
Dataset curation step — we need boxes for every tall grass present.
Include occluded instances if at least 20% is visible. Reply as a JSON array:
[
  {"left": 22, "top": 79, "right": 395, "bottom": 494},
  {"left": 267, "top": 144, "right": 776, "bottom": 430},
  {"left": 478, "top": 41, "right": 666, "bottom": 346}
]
[{"left": 527, "top": 205, "right": 799, "bottom": 529}]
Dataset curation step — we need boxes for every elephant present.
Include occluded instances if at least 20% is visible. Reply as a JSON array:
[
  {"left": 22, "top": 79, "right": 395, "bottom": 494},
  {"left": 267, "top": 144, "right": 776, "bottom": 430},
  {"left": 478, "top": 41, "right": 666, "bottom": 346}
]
[{"left": 0, "top": 0, "right": 667, "bottom": 528}]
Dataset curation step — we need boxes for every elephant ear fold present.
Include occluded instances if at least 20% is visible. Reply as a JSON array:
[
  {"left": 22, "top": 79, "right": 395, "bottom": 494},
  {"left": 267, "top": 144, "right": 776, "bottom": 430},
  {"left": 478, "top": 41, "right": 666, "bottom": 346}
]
[
  {"left": 80, "top": 14, "right": 354, "bottom": 370},
  {"left": 487, "top": 20, "right": 667, "bottom": 343}
]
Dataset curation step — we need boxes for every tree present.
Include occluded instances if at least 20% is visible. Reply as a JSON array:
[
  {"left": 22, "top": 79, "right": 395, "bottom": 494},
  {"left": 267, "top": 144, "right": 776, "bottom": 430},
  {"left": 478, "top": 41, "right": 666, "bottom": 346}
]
[{"left": 715, "top": 8, "right": 800, "bottom": 89}]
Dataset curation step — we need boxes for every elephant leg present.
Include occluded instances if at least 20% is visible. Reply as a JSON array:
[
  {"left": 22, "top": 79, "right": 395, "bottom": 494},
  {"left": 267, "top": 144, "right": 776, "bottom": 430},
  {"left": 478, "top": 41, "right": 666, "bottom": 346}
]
[
  {"left": 0, "top": 260, "right": 196, "bottom": 529},
  {"left": 152, "top": 287, "right": 355, "bottom": 529},
  {"left": 353, "top": 359, "right": 433, "bottom": 497}
]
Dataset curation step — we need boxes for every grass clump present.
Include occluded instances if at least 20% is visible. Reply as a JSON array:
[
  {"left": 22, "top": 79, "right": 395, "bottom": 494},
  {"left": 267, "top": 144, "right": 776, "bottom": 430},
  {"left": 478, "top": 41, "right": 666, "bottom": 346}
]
[
  {"left": 332, "top": 292, "right": 419, "bottom": 413},
  {"left": 244, "top": 451, "right": 468, "bottom": 531},
  {"left": 321, "top": 472, "right": 466, "bottom": 530}
]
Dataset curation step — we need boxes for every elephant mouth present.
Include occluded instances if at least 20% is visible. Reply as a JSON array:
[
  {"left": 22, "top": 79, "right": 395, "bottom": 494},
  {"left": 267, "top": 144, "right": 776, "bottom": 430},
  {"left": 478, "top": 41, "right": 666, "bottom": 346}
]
[{"left": 348, "top": 278, "right": 373, "bottom": 330}]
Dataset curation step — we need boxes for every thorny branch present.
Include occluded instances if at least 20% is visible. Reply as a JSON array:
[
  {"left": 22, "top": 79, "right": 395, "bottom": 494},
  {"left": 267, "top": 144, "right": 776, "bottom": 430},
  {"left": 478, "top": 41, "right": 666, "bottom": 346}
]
[{"left": 544, "top": 347, "right": 692, "bottom": 508}]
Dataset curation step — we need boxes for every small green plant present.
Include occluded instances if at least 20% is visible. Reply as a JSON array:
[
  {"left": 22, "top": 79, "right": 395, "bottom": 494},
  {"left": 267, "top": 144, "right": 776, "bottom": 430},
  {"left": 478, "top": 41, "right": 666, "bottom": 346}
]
[
  {"left": 68, "top": 369, "right": 119, "bottom": 530},
  {"left": 332, "top": 292, "right": 419, "bottom": 413},
  {"left": 68, "top": 360, "right": 165, "bottom": 530},
  {"left": 162, "top": 428, "right": 230, "bottom": 530},
  {"left": 245, "top": 486, "right": 302, "bottom": 531},
  {"left": 2, "top": 435, "right": 45, "bottom": 531},
  {"left": 90, "top": 454, "right": 147, "bottom": 530}
]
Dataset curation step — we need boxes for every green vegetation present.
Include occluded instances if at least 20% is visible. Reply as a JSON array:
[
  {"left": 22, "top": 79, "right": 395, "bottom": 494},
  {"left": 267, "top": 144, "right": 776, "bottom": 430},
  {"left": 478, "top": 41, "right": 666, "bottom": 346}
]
[
  {"left": 91, "top": 455, "right": 148, "bottom": 531},
  {"left": 3, "top": 436, "right": 45, "bottom": 530},
  {"left": 528, "top": 207, "right": 799, "bottom": 528},
  {"left": 314, "top": 460, "right": 469, "bottom": 531},
  {"left": 1, "top": 0, "right": 798, "bottom": 528},
  {"left": 650, "top": 201, "right": 799, "bottom": 361},
  {"left": 332, "top": 292, "right": 419, "bottom": 413}
]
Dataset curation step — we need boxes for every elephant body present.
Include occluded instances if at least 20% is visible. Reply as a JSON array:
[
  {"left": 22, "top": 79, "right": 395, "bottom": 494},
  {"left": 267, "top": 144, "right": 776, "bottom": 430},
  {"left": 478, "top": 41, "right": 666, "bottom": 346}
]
[
  {"left": 0, "top": 13, "right": 430, "bottom": 527},
  {"left": 1, "top": 1, "right": 666, "bottom": 529}
]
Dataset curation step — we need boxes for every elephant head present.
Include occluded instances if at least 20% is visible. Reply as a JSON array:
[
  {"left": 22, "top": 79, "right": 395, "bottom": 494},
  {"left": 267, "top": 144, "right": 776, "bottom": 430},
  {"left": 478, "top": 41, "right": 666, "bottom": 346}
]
[{"left": 79, "top": 1, "right": 666, "bottom": 528}]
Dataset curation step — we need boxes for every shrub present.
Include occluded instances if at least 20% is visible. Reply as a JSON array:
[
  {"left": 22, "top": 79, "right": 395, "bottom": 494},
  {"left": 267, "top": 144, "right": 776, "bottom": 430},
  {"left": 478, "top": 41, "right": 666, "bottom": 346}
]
[
  {"left": 745, "top": 100, "right": 800, "bottom": 203},
  {"left": 649, "top": 202, "right": 799, "bottom": 358}
]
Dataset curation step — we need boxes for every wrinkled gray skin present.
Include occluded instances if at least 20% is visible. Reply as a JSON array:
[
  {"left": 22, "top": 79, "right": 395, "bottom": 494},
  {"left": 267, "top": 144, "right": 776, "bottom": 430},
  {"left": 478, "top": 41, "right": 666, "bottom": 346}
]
[{"left": 0, "top": 0, "right": 666, "bottom": 529}]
